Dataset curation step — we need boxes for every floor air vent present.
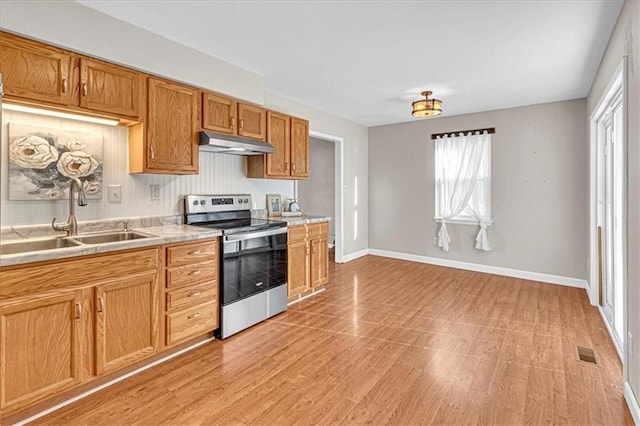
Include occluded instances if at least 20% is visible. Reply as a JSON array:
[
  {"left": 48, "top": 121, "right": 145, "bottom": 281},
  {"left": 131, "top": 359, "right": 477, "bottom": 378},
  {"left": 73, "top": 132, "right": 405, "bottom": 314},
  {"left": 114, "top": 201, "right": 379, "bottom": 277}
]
[{"left": 575, "top": 346, "right": 599, "bottom": 365}]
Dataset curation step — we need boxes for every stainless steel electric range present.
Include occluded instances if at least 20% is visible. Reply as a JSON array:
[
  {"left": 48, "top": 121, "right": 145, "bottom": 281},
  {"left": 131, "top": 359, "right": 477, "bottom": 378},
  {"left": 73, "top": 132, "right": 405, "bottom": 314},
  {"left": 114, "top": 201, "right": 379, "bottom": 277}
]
[{"left": 184, "top": 194, "right": 288, "bottom": 339}]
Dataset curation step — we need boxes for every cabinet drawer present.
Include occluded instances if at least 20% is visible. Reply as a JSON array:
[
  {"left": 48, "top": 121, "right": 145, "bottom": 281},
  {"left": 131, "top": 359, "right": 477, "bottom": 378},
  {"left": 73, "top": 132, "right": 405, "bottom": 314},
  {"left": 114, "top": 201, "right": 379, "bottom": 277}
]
[
  {"left": 319, "top": 221, "right": 329, "bottom": 236},
  {"left": 166, "top": 260, "right": 217, "bottom": 289},
  {"left": 166, "top": 301, "right": 218, "bottom": 346},
  {"left": 166, "top": 240, "right": 217, "bottom": 267},
  {"left": 288, "top": 225, "right": 306, "bottom": 243},
  {"left": 307, "top": 223, "right": 321, "bottom": 238},
  {"left": 166, "top": 282, "right": 217, "bottom": 311}
]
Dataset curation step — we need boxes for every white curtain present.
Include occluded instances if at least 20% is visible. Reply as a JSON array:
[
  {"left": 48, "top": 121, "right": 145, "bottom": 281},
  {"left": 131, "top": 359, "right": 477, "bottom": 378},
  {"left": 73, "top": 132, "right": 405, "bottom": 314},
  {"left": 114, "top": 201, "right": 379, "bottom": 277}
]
[{"left": 434, "top": 131, "right": 491, "bottom": 252}]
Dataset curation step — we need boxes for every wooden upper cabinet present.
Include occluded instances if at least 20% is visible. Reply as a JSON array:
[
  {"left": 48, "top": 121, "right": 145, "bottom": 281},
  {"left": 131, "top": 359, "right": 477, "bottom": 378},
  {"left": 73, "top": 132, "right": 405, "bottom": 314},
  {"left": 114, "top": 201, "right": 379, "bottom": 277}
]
[
  {"left": 0, "top": 33, "right": 71, "bottom": 105},
  {"left": 266, "top": 111, "right": 291, "bottom": 177},
  {"left": 0, "top": 291, "right": 82, "bottom": 412},
  {"left": 79, "top": 58, "right": 144, "bottom": 119},
  {"left": 238, "top": 102, "right": 267, "bottom": 140},
  {"left": 291, "top": 117, "right": 309, "bottom": 178},
  {"left": 247, "top": 114, "right": 310, "bottom": 180},
  {"left": 202, "top": 92, "right": 237, "bottom": 134},
  {"left": 132, "top": 77, "right": 199, "bottom": 174},
  {"left": 94, "top": 272, "right": 159, "bottom": 375}
]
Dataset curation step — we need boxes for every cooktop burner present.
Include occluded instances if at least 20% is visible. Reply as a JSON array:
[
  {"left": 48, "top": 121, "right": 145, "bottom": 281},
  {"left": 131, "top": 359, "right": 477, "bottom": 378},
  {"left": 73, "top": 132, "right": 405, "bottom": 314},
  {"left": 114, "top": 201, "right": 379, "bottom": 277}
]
[{"left": 184, "top": 194, "right": 287, "bottom": 234}]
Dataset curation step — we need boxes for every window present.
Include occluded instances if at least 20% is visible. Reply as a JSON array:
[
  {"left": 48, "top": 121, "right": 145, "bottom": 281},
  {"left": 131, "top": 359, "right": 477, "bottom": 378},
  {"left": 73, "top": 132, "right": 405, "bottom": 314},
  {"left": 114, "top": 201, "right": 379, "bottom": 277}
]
[{"left": 434, "top": 131, "right": 492, "bottom": 251}]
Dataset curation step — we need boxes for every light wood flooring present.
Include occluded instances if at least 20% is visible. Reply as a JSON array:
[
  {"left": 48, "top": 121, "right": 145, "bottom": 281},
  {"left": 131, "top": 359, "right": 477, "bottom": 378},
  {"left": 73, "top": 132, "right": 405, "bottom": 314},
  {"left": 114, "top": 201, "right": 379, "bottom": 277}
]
[{"left": 34, "top": 255, "right": 632, "bottom": 425}]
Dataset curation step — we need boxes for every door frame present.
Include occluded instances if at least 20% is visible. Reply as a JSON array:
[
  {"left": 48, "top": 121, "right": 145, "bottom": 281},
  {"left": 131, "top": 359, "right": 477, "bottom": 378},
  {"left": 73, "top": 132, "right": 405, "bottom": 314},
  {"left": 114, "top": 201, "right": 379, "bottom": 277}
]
[
  {"left": 589, "top": 57, "right": 627, "bottom": 367},
  {"left": 295, "top": 130, "right": 344, "bottom": 263}
]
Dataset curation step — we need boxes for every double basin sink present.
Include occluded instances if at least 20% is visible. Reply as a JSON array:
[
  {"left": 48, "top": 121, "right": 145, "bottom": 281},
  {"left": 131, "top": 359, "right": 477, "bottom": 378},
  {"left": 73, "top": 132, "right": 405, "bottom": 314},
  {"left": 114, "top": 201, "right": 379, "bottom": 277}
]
[{"left": 1, "top": 230, "right": 158, "bottom": 256}]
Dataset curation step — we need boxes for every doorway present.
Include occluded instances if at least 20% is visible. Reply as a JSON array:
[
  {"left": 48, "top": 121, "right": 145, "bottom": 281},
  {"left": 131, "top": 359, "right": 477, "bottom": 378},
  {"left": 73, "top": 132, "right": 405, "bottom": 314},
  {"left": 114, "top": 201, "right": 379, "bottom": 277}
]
[
  {"left": 295, "top": 131, "right": 344, "bottom": 263},
  {"left": 590, "top": 58, "right": 627, "bottom": 359}
]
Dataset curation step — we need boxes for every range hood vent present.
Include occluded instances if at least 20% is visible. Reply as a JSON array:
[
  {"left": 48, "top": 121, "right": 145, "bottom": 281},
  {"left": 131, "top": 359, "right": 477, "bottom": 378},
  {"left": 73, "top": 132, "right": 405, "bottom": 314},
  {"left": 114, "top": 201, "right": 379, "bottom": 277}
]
[{"left": 199, "top": 131, "right": 274, "bottom": 156}]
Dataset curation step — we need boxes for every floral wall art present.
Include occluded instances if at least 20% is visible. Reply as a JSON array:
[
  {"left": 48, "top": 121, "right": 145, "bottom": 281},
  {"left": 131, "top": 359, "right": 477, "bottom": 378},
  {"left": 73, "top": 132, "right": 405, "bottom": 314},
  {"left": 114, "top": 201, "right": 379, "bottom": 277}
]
[{"left": 8, "top": 123, "right": 103, "bottom": 201}]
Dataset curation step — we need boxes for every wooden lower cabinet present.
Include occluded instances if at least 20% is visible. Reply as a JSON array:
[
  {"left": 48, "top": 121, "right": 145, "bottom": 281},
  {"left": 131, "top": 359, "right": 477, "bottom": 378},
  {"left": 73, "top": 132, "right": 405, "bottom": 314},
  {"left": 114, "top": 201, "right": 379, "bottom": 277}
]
[
  {"left": 0, "top": 291, "right": 82, "bottom": 412},
  {"left": 287, "top": 225, "right": 308, "bottom": 297},
  {"left": 94, "top": 272, "right": 159, "bottom": 375},
  {"left": 164, "top": 239, "right": 219, "bottom": 347},
  {"left": 0, "top": 247, "right": 162, "bottom": 415},
  {"left": 287, "top": 222, "right": 329, "bottom": 298}
]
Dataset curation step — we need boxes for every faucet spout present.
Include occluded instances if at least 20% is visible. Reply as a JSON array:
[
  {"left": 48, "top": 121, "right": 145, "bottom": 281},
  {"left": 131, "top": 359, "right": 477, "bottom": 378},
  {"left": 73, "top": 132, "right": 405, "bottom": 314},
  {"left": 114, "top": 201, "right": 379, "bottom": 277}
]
[{"left": 52, "top": 177, "right": 88, "bottom": 236}]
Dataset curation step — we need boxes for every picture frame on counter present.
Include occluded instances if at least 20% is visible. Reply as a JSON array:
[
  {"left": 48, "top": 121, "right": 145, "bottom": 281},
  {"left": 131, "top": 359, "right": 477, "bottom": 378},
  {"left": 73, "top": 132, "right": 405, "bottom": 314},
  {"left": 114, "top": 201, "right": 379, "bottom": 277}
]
[{"left": 267, "top": 194, "right": 282, "bottom": 216}]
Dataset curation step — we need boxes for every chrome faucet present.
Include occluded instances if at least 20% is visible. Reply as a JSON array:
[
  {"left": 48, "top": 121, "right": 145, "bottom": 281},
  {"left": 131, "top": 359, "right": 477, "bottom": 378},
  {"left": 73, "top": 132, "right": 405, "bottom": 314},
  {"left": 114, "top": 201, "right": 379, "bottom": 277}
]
[{"left": 52, "top": 177, "right": 88, "bottom": 236}]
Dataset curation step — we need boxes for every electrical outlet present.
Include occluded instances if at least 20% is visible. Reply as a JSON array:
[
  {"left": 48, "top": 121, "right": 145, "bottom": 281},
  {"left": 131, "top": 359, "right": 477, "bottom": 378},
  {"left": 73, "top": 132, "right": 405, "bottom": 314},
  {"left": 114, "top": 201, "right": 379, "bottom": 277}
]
[
  {"left": 629, "top": 332, "right": 633, "bottom": 357},
  {"left": 107, "top": 185, "right": 122, "bottom": 203},
  {"left": 150, "top": 184, "right": 160, "bottom": 200}
]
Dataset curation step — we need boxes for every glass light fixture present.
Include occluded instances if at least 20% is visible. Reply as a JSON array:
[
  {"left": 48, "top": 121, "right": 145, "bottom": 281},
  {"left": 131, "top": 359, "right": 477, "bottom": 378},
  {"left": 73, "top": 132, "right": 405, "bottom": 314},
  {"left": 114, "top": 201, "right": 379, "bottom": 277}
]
[
  {"left": 411, "top": 90, "right": 442, "bottom": 118},
  {"left": 2, "top": 103, "right": 120, "bottom": 126}
]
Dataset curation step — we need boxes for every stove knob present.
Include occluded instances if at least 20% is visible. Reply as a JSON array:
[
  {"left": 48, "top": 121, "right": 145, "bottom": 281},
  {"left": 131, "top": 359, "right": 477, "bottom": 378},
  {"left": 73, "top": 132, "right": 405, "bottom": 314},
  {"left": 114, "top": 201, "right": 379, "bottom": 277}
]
[
  {"left": 244, "top": 198, "right": 249, "bottom": 203},
  {"left": 192, "top": 200, "right": 198, "bottom": 206},
  {"left": 238, "top": 199, "right": 243, "bottom": 204},
  {"left": 200, "top": 200, "right": 205, "bottom": 205}
]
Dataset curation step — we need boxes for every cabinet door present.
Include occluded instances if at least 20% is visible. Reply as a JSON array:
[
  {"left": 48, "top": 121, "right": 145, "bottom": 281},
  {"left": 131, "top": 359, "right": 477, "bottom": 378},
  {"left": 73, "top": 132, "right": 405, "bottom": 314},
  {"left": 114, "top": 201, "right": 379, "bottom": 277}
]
[
  {"left": 202, "top": 92, "right": 237, "bottom": 134},
  {"left": 0, "top": 34, "right": 71, "bottom": 105},
  {"left": 0, "top": 291, "right": 82, "bottom": 411},
  {"left": 79, "top": 58, "right": 144, "bottom": 119},
  {"left": 309, "top": 237, "right": 329, "bottom": 288},
  {"left": 266, "top": 111, "right": 291, "bottom": 177},
  {"left": 288, "top": 239, "right": 309, "bottom": 297},
  {"left": 147, "top": 77, "right": 199, "bottom": 174},
  {"left": 291, "top": 117, "right": 309, "bottom": 179},
  {"left": 94, "top": 273, "right": 159, "bottom": 375},
  {"left": 238, "top": 102, "right": 267, "bottom": 141}
]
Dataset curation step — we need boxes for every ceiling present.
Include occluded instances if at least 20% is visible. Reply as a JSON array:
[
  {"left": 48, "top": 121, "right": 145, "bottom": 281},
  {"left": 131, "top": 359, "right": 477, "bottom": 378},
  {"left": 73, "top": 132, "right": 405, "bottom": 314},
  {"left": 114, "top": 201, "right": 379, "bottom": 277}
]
[{"left": 75, "top": 0, "right": 623, "bottom": 127}]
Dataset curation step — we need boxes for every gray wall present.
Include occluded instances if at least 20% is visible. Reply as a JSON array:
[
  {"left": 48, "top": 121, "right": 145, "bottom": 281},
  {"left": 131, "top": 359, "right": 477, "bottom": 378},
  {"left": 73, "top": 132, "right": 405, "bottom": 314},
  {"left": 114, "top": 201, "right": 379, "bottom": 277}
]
[
  {"left": 368, "top": 99, "right": 588, "bottom": 279},
  {"left": 587, "top": 0, "right": 640, "bottom": 407},
  {"left": 298, "top": 137, "right": 336, "bottom": 242}
]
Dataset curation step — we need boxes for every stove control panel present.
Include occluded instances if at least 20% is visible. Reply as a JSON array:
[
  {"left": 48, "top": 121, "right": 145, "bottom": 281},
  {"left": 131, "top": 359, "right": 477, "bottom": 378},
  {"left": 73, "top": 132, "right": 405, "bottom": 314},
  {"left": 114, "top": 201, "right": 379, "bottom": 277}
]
[{"left": 185, "top": 194, "right": 253, "bottom": 214}]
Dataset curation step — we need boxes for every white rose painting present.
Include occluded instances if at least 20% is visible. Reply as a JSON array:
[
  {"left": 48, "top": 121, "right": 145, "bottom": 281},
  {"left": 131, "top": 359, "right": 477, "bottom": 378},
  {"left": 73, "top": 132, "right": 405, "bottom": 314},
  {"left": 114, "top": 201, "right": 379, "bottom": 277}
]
[{"left": 8, "top": 123, "right": 103, "bottom": 200}]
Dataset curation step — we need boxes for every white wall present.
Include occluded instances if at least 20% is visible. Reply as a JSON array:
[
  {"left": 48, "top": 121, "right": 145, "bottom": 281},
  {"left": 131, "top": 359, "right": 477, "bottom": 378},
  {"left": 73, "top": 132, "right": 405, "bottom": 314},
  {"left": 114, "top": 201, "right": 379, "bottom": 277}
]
[
  {"left": 1, "top": 109, "right": 293, "bottom": 227},
  {"left": 368, "top": 99, "right": 588, "bottom": 280},
  {"left": 587, "top": 0, "right": 640, "bottom": 412},
  {"left": 0, "top": 0, "right": 369, "bottom": 257}
]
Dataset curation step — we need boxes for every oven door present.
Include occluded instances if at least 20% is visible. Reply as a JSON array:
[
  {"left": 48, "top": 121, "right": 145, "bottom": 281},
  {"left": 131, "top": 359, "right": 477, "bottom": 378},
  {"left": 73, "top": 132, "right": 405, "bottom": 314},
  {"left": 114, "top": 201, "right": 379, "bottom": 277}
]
[{"left": 221, "top": 227, "right": 288, "bottom": 306}]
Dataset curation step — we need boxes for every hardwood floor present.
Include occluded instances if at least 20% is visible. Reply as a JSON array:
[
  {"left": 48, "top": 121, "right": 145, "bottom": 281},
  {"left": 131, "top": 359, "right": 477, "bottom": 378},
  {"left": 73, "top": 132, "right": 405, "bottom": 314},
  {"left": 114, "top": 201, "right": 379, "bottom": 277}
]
[{"left": 33, "top": 255, "right": 632, "bottom": 425}]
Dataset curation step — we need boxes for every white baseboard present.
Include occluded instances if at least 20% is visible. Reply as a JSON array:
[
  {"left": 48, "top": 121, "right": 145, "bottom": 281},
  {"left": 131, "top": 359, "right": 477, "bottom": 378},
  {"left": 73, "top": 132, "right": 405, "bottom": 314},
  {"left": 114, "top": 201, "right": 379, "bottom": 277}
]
[
  {"left": 625, "top": 381, "right": 640, "bottom": 425},
  {"left": 367, "top": 249, "right": 587, "bottom": 289},
  {"left": 341, "top": 248, "right": 369, "bottom": 263}
]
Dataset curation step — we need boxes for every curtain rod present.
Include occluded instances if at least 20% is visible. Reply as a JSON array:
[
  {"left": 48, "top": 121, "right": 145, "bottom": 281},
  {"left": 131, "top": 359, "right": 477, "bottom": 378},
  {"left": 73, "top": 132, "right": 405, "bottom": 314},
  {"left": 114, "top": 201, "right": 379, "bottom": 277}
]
[{"left": 430, "top": 127, "right": 495, "bottom": 140}]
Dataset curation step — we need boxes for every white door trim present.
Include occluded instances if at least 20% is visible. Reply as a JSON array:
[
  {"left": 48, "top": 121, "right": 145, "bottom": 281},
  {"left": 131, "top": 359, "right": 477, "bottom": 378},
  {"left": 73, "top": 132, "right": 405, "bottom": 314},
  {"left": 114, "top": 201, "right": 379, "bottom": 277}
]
[
  {"left": 589, "top": 56, "right": 628, "bottom": 371},
  {"left": 306, "top": 129, "right": 345, "bottom": 263}
]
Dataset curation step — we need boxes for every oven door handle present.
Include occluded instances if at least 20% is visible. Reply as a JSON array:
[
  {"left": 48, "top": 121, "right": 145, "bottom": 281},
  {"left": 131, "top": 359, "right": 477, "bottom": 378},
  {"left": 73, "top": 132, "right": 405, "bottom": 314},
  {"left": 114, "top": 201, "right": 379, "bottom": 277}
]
[{"left": 224, "top": 227, "right": 287, "bottom": 242}]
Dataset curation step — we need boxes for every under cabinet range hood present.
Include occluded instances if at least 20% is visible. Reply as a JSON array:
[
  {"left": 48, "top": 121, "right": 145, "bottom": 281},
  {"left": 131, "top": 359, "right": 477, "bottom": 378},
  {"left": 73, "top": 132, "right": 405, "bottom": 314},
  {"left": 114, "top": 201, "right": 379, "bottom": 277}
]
[{"left": 199, "top": 131, "right": 274, "bottom": 155}]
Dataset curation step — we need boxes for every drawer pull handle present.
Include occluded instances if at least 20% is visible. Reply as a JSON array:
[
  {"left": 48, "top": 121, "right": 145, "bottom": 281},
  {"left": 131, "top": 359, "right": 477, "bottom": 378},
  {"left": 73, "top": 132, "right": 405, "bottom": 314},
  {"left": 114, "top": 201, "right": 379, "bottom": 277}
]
[
  {"left": 188, "top": 291, "right": 201, "bottom": 297},
  {"left": 97, "top": 297, "right": 104, "bottom": 313},
  {"left": 62, "top": 77, "right": 68, "bottom": 93},
  {"left": 188, "top": 250, "right": 202, "bottom": 255},
  {"left": 188, "top": 312, "right": 201, "bottom": 319},
  {"left": 82, "top": 82, "right": 88, "bottom": 97},
  {"left": 75, "top": 303, "right": 82, "bottom": 319},
  {"left": 189, "top": 270, "right": 201, "bottom": 276}
]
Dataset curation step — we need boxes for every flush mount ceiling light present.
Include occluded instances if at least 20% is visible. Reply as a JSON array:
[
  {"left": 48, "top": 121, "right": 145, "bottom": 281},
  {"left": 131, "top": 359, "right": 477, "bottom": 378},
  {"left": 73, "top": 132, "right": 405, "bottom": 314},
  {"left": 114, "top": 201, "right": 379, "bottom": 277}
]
[{"left": 411, "top": 90, "right": 443, "bottom": 118}]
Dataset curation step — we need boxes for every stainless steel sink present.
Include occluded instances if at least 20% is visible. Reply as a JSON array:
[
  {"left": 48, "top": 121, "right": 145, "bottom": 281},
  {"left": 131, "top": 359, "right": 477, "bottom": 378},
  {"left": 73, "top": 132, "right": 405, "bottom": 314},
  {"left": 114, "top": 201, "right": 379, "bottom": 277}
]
[
  {"left": 72, "top": 230, "right": 158, "bottom": 245},
  {"left": 0, "top": 238, "right": 82, "bottom": 255}
]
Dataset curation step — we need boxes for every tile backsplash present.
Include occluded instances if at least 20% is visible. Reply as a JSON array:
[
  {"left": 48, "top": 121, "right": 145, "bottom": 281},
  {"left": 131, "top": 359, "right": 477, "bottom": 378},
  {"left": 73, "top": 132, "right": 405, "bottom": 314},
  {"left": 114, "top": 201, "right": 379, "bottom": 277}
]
[{"left": 1, "top": 110, "right": 294, "bottom": 228}]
